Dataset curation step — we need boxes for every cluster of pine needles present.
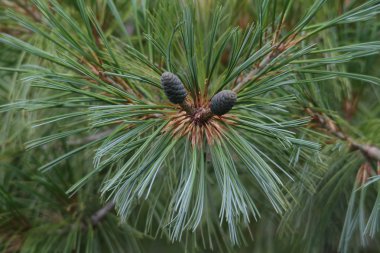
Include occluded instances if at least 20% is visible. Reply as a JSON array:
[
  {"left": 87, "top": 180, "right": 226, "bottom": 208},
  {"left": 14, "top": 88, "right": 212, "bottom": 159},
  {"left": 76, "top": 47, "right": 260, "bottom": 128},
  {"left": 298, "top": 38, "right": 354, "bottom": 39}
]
[{"left": 1, "top": 0, "right": 380, "bottom": 252}]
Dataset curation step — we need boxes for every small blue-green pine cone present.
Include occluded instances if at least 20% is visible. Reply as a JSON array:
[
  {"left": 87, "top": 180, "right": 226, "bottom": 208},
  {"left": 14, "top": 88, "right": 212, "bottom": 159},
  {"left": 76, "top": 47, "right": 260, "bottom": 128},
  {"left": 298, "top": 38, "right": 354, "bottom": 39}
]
[
  {"left": 161, "top": 72, "right": 187, "bottom": 104},
  {"left": 210, "top": 90, "right": 237, "bottom": 116}
]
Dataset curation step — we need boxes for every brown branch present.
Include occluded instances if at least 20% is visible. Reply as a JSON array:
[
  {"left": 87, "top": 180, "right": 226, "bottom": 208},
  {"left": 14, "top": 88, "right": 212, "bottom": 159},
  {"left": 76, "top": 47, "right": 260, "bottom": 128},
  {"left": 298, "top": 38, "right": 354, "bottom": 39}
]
[
  {"left": 178, "top": 99, "right": 215, "bottom": 125},
  {"left": 306, "top": 108, "right": 380, "bottom": 162},
  {"left": 179, "top": 100, "right": 196, "bottom": 115},
  {"left": 231, "top": 16, "right": 293, "bottom": 94},
  {"left": 0, "top": 27, "right": 32, "bottom": 36},
  {"left": 14, "top": 0, "right": 42, "bottom": 22},
  {"left": 2, "top": 0, "right": 41, "bottom": 23},
  {"left": 231, "top": 18, "right": 310, "bottom": 94},
  {"left": 232, "top": 39, "right": 295, "bottom": 93},
  {"left": 232, "top": 51, "right": 278, "bottom": 93},
  {"left": 91, "top": 202, "right": 115, "bottom": 226},
  {"left": 81, "top": 59, "right": 136, "bottom": 99},
  {"left": 67, "top": 129, "right": 114, "bottom": 145},
  {"left": 193, "top": 107, "right": 213, "bottom": 124}
]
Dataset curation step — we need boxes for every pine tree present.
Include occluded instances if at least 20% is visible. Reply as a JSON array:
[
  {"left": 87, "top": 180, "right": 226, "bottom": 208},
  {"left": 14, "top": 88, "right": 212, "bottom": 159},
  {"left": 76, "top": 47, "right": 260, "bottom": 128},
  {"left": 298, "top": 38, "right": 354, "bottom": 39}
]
[{"left": 1, "top": 0, "right": 380, "bottom": 252}]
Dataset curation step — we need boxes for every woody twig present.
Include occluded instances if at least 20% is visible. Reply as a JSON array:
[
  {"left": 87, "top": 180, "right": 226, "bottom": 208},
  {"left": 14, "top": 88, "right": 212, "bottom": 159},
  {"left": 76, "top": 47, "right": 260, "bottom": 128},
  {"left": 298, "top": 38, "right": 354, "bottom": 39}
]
[{"left": 306, "top": 108, "right": 380, "bottom": 162}]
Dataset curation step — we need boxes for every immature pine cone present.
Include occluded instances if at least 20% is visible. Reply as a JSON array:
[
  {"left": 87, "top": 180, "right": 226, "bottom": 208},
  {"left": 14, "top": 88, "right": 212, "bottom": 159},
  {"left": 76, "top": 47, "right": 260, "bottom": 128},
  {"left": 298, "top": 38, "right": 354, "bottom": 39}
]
[
  {"left": 210, "top": 90, "right": 237, "bottom": 116},
  {"left": 161, "top": 72, "right": 187, "bottom": 104}
]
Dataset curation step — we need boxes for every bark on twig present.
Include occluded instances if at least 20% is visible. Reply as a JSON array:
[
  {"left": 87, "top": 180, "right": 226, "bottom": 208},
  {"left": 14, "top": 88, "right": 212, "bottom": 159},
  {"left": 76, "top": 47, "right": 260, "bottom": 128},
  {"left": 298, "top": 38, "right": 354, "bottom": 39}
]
[
  {"left": 67, "top": 129, "right": 114, "bottom": 145},
  {"left": 232, "top": 18, "right": 292, "bottom": 93},
  {"left": 179, "top": 100, "right": 196, "bottom": 115},
  {"left": 232, "top": 51, "right": 278, "bottom": 93},
  {"left": 91, "top": 202, "right": 115, "bottom": 226},
  {"left": 2, "top": 0, "right": 42, "bottom": 22},
  {"left": 232, "top": 39, "right": 295, "bottom": 93},
  {"left": 307, "top": 108, "right": 380, "bottom": 162}
]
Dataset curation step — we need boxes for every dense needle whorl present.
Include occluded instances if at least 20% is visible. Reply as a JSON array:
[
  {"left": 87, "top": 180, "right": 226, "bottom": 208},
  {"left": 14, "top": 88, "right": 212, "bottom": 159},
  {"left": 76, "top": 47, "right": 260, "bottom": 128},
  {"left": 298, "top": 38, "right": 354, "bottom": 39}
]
[
  {"left": 210, "top": 90, "right": 237, "bottom": 116},
  {"left": 161, "top": 72, "right": 187, "bottom": 104}
]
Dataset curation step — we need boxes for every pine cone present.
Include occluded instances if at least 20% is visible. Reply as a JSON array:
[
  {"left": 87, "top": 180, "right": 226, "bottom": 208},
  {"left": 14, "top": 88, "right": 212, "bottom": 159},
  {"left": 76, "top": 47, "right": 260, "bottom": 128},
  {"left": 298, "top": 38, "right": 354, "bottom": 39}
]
[
  {"left": 210, "top": 90, "right": 237, "bottom": 116},
  {"left": 161, "top": 72, "right": 187, "bottom": 104}
]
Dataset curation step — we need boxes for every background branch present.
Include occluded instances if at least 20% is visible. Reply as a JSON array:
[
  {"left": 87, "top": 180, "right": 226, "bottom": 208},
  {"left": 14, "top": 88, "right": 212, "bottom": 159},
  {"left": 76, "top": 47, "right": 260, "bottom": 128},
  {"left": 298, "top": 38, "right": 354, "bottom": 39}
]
[
  {"left": 307, "top": 108, "right": 380, "bottom": 162},
  {"left": 91, "top": 201, "right": 115, "bottom": 226}
]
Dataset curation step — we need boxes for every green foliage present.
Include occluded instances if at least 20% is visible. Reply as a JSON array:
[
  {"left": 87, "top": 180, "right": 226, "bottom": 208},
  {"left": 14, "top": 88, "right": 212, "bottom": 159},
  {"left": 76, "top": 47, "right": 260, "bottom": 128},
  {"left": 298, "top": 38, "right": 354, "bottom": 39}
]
[
  {"left": 1, "top": 0, "right": 380, "bottom": 252},
  {"left": 0, "top": 165, "right": 141, "bottom": 253}
]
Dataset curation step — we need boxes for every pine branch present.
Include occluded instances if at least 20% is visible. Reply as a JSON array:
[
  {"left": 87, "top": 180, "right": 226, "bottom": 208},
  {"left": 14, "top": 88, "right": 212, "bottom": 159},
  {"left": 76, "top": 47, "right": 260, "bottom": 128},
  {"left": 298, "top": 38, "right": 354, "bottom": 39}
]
[
  {"left": 232, "top": 36, "right": 300, "bottom": 93},
  {"left": 2, "top": 0, "right": 380, "bottom": 250},
  {"left": 91, "top": 201, "right": 115, "bottom": 226},
  {"left": 81, "top": 59, "right": 136, "bottom": 97},
  {"left": 1, "top": 0, "right": 41, "bottom": 22},
  {"left": 13, "top": 0, "right": 42, "bottom": 23},
  {"left": 232, "top": 51, "right": 277, "bottom": 93},
  {"left": 307, "top": 108, "right": 380, "bottom": 162},
  {"left": 67, "top": 129, "right": 114, "bottom": 145},
  {"left": 179, "top": 100, "right": 196, "bottom": 115}
]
